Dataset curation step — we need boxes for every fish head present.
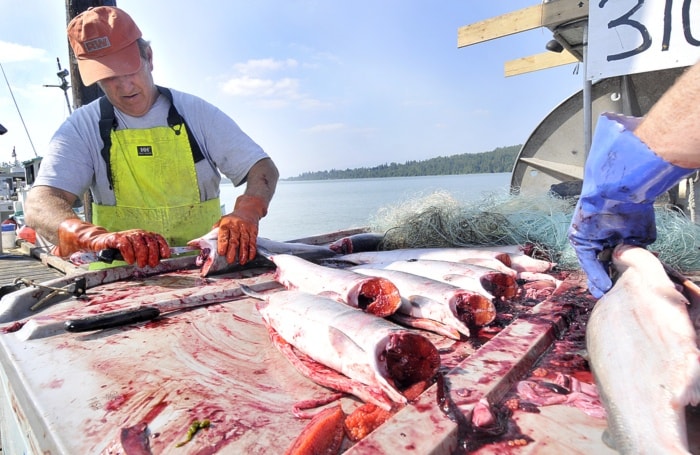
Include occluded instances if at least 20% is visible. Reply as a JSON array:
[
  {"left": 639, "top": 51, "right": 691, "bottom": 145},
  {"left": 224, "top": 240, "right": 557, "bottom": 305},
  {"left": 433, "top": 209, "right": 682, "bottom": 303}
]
[
  {"left": 187, "top": 228, "right": 228, "bottom": 277},
  {"left": 609, "top": 244, "right": 667, "bottom": 281},
  {"left": 329, "top": 237, "right": 353, "bottom": 254}
]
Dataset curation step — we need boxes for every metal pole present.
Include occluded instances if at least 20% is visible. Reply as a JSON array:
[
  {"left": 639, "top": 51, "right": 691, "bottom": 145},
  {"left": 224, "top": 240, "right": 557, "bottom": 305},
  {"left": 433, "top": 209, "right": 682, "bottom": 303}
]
[{"left": 582, "top": 22, "right": 592, "bottom": 158}]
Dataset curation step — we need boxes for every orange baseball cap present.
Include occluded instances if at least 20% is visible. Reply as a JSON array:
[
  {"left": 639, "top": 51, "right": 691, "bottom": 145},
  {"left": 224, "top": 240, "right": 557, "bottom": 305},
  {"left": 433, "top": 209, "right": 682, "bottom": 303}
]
[{"left": 67, "top": 6, "right": 143, "bottom": 86}]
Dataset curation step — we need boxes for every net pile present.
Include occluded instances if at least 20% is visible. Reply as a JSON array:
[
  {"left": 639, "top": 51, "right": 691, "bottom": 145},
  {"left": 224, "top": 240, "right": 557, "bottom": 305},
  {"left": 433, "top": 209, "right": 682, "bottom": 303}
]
[{"left": 368, "top": 190, "right": 700, "bottom": 272}]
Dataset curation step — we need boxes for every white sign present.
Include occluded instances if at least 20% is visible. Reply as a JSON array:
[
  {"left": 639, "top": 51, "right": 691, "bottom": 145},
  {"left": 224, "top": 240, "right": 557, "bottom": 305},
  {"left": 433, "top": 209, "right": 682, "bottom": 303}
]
[{"left": 588, "top": 0, "right": 700, "bottom": 81}]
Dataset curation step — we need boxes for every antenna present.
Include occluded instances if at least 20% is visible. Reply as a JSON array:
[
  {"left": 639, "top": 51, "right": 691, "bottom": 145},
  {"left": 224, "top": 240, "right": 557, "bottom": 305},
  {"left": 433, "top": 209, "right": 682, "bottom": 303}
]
[
  {"left": 0, "top": 61, "right": 38, "bottom": 157},
  {"left": 43, "top": 57, "right": 72, "bottom": 114}
]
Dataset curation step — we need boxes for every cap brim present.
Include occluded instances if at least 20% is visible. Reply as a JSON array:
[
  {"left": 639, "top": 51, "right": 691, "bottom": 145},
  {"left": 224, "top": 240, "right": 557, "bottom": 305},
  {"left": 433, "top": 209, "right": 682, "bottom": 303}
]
[{"left": 77, "top": 41, "right": 142, "bottom": 86}]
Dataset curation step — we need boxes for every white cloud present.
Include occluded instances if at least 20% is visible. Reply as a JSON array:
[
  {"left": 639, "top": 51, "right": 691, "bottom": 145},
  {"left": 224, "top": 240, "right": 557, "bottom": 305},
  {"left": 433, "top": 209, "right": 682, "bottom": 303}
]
[
  {"left": 221, "top": 57, "right": 329, "bottom": 109},
  {"left": 303, "top": 123, "right": 345, "bottom": 133},
  {"left": 0, "top": 41, "right": 46, "bottom": 63},
  {"left": 233, "top": 58, "right": 298, "bottom": 76},
  {"left": 222, "top": 76, "right": 300, "bottom": 99}
]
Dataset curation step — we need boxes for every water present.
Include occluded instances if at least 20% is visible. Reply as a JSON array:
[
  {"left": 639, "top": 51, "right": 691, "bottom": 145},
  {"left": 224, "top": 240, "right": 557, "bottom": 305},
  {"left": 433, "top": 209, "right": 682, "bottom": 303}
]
[{"left": 221, "top": 173, "right": 512, "bottom": 241}]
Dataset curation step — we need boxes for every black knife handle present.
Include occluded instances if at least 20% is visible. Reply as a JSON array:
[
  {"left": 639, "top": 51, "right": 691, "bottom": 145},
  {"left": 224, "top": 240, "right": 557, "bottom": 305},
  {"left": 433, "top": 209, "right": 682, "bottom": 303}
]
[
  {"left": 97, "top": 248, "right": 123, "bottom": 263},
  {"left": 64, "top": 306, "right": 161, "bottom": 332}
]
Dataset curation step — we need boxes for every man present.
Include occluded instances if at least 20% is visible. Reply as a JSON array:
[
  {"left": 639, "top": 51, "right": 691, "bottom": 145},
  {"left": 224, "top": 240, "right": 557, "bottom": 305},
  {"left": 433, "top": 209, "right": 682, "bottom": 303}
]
[
  {"left": 568, "top": 61, "right": 700, "bottom": 298},
  {"left": 24, "top": 6, "right": 279, "bottom": 269}
]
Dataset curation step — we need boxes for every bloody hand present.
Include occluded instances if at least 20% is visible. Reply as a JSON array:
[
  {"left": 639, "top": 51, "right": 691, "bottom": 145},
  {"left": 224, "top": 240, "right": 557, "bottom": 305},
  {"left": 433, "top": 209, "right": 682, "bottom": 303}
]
[
  {"left": 57, "top": 219, "right": 170, "bottom": 268},
  {"left": 216, "top": 194, "right": 268, "bottom": 265}
]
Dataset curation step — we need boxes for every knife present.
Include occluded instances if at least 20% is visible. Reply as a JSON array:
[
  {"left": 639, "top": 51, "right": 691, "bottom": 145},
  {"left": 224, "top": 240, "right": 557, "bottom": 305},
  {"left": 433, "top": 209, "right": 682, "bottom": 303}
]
[
  {"left": 97, "top": 246, "right": 199, "bottom": 263},
  {"left": 63, "top": 278, "right": 279, "bottom": 332},
  {"left": 14, "top": 279, "right": 281, "bottom": 340}
]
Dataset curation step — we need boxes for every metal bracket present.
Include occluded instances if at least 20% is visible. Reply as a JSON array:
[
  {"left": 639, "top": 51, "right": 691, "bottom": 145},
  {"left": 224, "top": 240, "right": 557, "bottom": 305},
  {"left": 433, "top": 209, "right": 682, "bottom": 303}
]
[{"left": 13, "top": 277, "right": 88, "bottom": 311}]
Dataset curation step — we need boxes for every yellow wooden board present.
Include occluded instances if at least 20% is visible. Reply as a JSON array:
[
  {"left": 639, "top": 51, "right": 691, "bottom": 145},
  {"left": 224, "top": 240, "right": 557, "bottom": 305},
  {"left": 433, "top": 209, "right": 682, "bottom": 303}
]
[
  {"left": 457, "top": 0, "right": 589, "bottom": 48},
  {"left": 505, "top": 50, "right": 580, "bottom": 76}
]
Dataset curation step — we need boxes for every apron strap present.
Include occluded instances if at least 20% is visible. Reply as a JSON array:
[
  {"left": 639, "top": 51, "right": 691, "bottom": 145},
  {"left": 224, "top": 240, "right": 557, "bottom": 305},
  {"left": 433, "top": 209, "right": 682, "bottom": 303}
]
[{"left": 97, "top": 86, "right": 205, "bottom": 190}]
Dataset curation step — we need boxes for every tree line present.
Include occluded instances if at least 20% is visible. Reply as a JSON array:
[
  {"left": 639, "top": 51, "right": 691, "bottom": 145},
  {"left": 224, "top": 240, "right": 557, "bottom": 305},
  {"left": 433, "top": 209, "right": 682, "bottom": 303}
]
[{"left": 285, "top": 145, "right": 521, "bottom": 181}]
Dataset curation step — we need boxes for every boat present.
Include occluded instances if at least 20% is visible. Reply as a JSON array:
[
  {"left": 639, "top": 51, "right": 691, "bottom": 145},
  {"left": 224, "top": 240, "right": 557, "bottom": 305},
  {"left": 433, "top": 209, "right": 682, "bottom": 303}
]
[{"left": 0, "top": 227, "right": 698, "bottom": 454}]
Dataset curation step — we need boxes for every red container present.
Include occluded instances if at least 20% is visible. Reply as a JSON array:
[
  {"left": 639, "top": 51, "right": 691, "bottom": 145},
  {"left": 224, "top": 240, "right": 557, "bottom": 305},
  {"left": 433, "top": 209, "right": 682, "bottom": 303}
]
[{"left": 17, "top": 225, "right": 36, "bottom": 244}]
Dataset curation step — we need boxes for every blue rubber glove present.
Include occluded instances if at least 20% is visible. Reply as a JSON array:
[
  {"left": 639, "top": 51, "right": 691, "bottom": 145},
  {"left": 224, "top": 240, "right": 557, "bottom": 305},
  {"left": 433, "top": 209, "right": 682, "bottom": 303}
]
[{"left": 568, "top": 113, "right": 695, "bottom": 298}]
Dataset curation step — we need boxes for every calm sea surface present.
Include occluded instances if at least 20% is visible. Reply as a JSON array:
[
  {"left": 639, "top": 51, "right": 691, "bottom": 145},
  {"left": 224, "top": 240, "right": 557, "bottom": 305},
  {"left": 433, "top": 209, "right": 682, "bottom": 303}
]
[{"left": 221, "top": 173, "right": 512, "bottom": 241}]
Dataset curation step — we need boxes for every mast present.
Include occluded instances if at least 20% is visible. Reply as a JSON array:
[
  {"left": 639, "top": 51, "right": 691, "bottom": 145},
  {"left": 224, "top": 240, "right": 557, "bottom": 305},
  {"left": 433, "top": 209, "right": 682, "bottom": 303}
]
[{"left": 65, "top": 0, "right": 117, "bottom": 222}]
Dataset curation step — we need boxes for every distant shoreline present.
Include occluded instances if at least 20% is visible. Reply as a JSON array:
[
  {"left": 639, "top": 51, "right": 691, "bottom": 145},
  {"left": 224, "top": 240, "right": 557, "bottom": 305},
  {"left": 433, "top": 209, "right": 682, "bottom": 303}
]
[{"left": 282, "top": 145, "right": 520, "bottom": 181}]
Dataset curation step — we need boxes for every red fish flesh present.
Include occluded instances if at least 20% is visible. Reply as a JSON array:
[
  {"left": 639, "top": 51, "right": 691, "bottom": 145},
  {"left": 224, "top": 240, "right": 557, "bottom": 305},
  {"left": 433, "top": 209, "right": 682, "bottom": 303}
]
[
  {"left": 270, "top": 254, "right": 401, "bottom": 317},
  {"left": 256, "top": 289, "right": 440, "bottom": 410}
]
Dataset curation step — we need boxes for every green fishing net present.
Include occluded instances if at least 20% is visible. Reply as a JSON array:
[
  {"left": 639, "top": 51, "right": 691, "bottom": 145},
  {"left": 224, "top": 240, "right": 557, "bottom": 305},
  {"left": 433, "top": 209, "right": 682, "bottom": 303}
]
[{"left": 369, "top": 189, "right": 700, "bottom": 272}]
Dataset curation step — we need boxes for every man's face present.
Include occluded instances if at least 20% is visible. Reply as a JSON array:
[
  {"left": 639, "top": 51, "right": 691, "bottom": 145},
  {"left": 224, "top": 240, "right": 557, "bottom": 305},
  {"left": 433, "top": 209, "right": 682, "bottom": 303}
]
[{"left": 97, "top": 51, "right": 157, "bottom": 117}]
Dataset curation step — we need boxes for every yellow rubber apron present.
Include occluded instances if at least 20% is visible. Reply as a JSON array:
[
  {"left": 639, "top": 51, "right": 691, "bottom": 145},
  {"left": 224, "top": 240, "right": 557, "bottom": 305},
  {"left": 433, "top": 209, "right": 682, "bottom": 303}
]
[{"left": 91, "top": 124, "right": 221, "bottom": 268}]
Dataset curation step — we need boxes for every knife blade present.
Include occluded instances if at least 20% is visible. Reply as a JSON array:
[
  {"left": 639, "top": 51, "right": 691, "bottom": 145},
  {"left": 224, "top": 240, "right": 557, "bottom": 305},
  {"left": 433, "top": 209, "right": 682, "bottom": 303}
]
[{"left": 97, "top": 246, "right": 199, "bottom": 263}]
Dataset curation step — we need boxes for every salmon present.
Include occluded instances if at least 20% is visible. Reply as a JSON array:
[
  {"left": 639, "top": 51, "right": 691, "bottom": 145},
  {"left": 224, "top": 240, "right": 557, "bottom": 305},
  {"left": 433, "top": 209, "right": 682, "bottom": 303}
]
[
  {"left": 328, "top": 232, "right": 386, "bottom": 254},
  {"left": 254, "top": 288, "right": 440, "bottom": 410},
  {"left": 586, "top": 244, "right": 700, "bottom": 454},
  {"left": 337, "top": 245, "right": 556, "bottom": 273},
  {"left": 270, "top": 254, "right": 402, "bottom": 317},
  {"left": 337, "top": 247, "right": 514, "bottom": 268},
  {"left": 352, "top": 267, "right": 496, "bottom": 339},
  {"left": 354, "top": 258, "right": 518, "bottom": 300},
  {"left": 469, "top": 244, "right": 557, "bottom": 273},
  {"left": 186, "top": 229, "right": 335, "bottom": 276}
]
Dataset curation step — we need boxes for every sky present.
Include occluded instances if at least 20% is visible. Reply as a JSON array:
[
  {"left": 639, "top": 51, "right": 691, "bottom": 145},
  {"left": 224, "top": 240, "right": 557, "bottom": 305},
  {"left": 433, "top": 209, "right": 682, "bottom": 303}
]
[{"left": 0, "top": 1, "right": 584, "bottom": 178}]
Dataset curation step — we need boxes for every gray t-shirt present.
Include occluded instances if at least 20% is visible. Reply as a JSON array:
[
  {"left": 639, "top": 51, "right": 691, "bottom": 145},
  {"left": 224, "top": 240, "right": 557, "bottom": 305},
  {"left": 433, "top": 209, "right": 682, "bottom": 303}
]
[{"left": 34, "top": 88, "right": 269, "bottom": 205}]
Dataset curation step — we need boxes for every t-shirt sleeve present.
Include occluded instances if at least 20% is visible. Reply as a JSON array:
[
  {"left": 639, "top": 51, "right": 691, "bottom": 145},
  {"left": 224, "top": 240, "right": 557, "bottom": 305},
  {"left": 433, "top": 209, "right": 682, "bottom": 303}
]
[
  {"left": 32, "top": 104, "right": 104, "bottom": 199},
  {"left": 174, "top": 91, "right": 269, "bottom": 187}
]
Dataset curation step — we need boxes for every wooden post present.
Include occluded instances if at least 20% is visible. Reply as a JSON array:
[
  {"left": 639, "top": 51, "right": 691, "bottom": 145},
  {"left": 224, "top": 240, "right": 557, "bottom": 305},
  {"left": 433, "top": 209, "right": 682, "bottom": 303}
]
[{"left": 65, "top": 0, "right": 117, "bottom": 222}]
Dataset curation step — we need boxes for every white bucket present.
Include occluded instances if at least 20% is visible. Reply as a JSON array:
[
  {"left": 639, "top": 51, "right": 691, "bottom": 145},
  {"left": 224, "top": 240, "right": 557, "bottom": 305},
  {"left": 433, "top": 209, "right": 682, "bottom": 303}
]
[{"left": 1, "top": 225, "right": 16, "bottom": 251}]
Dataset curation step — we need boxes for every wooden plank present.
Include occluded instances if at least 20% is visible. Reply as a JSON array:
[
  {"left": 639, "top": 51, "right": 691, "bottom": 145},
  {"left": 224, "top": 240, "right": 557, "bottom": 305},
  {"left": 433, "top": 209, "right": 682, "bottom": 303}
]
[
  {"left": 505, "top": 50, "right": 580, "bottom": 77},
  {"left": 0, "top": 251, "right": 64, "bottom": 287},
  {"left": 457, "top": 0, "right": 589, "bottom": 48}
]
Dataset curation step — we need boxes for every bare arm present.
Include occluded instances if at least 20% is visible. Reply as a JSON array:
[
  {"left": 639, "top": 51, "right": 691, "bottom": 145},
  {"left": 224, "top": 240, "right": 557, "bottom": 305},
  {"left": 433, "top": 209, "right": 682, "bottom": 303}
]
[
  {"left": 217, "top": 157, "right": 279, "bottom": 264},
  {"left": 236, "top": 157, "right": 279, "bottom": 211},
  {"left": 636, "top": 61, "right": 700, "bottom": 168},
  {"left": 24, "top": 185, "right": 81, "bottom": 245}
]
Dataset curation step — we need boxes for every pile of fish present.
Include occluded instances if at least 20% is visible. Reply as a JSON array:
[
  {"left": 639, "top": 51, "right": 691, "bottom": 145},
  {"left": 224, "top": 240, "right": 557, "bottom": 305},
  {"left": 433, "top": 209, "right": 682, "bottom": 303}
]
[
  {"left": 586, "top": 244, "right": 700, "bottom": 454},
  {"left": 233, "top": 233, "right": 560, "bottom": 452}
]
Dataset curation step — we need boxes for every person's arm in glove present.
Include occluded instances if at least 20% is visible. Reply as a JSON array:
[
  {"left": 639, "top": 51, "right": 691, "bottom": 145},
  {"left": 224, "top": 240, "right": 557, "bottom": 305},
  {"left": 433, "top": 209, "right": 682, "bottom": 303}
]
[
  {"left": 57, "top": 218, "right": 171, "bottom": 268},
  {"left": 24, "top": 186, "right": 167, "bottom": 268},
  {"left": 569, "top": 63, "right": 700, "bottom": 298},
  {"left": 217, "top": 195, "right": 267, "bottom": 265},
  {"left": 568, "top": 114, "right": 694, "bottom": 297},
  {"left": 218, "top": 158, "right": 278, "bottom": 265}
]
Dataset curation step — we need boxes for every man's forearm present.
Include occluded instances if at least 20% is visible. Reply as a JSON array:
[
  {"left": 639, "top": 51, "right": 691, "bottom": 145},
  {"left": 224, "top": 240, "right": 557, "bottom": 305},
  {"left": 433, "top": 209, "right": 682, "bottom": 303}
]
[
  {"left": 636, "top": 61, "right": 700, "bottom": 169},
  {"left": 240, "top": 158, "right": 279, "bottom": 208},
  {"left": 24, "top": 186, "right": 80, "bottom": 245}
]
